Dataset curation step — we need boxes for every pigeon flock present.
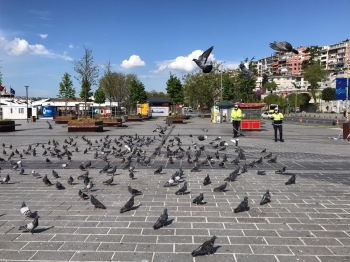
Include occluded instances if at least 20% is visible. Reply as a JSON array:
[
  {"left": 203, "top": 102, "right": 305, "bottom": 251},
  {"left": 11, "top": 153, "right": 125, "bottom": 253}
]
[
  {"left": 193, "top": 41, "right": 298, "bottom": 80},
  {"left": 0, "top": 118, "right": 299, "bottom": 258}
]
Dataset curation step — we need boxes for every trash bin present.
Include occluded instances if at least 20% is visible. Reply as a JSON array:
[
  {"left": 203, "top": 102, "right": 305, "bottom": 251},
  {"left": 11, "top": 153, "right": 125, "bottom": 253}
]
[
  {"left": 343, "top": 123, "right": 350, "bottom": 140},
  {"left": 122, "top": 115, "right": 128, "bottom": 122},
  {"left": 30, "top": 116, "right": 36, "bottom": 122},
  {"left": 167, "top": 117, "right": 173, "bottom": 126}
]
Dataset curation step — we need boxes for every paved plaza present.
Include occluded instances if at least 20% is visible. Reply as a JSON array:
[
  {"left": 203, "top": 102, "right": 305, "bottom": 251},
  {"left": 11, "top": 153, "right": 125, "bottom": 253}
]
[{"left": 0, "top": 117, "right": 350, "bottom": 262}]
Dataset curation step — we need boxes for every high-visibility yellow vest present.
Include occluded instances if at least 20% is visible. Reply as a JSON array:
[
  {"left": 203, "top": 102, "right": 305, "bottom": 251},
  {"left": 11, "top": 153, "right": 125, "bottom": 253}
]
[
  {"left": 271, "top": 112, "right": 283, "bottom": 121},
  {"left": 231, "top": 109, "right": 242, "bottom": 121}
]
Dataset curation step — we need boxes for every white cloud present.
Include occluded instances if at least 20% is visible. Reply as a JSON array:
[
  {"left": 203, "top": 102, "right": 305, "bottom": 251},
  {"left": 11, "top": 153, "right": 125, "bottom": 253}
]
[
  {"left": 39, "top": 34, "right": 48, "bottom": 39},
  {"left": 0, "top": 37, "right": 72, "bottom": 61},
  {"left": 120, "top": 55, "right": 145, "bottom": 69},
  {"left": 152, "top": 49, "right": 215, "bottom": 74},
  {"left": 68, "top": 44, "right": 74, "bottom": 48}
]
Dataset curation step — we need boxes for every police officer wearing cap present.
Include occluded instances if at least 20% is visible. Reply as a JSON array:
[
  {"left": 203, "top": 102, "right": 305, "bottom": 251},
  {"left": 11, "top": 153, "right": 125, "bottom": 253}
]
[
  {"left": 271, "top": 107, "right": 284, "bottom": 142},
  {"left": 231, "top": 104, "right": 242, "bottom": 138}
]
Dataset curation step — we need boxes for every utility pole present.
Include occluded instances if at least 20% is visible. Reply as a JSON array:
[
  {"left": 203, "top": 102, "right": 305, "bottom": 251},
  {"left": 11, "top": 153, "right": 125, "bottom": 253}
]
[{"left": 25, "top": 86, "right": 29, "bottom": 122}]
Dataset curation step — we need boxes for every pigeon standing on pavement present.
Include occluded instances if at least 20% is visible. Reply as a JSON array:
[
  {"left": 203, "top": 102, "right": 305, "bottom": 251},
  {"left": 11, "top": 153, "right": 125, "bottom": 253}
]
[
  {"left": 153, "top": 208, "right": 168, "bottom": 229},
  {"left": 78, "top": 189, "right": 89, "bottom": 200},
  {"left": 102, "top": 174, "right": 114, "bottom": 186},
  {"left": 18, "top": 216, "right": 39, "bottom": 235},
  {"left": 175, "top": 181, "right": 188, "bottom": 195},
  {"left": 128, "top": 186, "right": 142, "bottom": 195},
  {"left": 275, "top": 166, "right": 286, "bottom": 174},
  {"left": 1, "top": 174, "right": 10, "bottom": 184},
  {"left": 20, "top": 201, "right": 32, "bottom": 218},
  {"left": 192, "top": 193, "right": 204, "bottom": 205},
  {"left": 285, "top": 174, "right": 296, "bottom": 185},
  {"left": 120, "top": 195, "right": 135, "bottom": 213},
  {"left": 56, "top": 181, "right": 64, "bottom": 190},
  {"left": 46, "top": 121, "right": 52, "bottom": 129},
  {"left": 234, "top": 197, "right": 249, "bottom": 213},
  {"left": 203, "top": 174, "right": 211, "bottom": 185},
  {"left": 191, "top": 236, "right": 217, "bottom": 257},
  {"left": 213, "top": 182, "right": 227, "bottom": 192},
  {"left": 90, "top": 195, "right": 106, "bottom": 210},
  {"left": 270, "top": 41, "right": 299, "bottom": 54},
  {"left": 260, "top": 189, "right": 271, "bottom": 205},
  {"left": 154, "top": 166, "right": 163, "bottom": 175},
  {"left": 68, "top": 176, "right": 74, "bottom": 185},
  {"left": 42, "top": 175, "right": 52, "bottom": 186}
]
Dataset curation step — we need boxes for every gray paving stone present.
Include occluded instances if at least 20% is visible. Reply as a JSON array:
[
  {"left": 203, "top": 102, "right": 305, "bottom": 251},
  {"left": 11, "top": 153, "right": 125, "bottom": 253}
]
[
  {"left": 153, "top": 253, "right": 193, "bottom": 262},
  {"left": 235, "top": 254, "right": 278, "bottom": 262},
  {"left": 264, "top": 237, "right": 304, "bottom": 246},
  {"left": 317, "top": 256, "right": 350, "bottom": 262},
  {"left": 276, "top": 256, "right": 320, "bottom": 262},
  {"left": 70, "top": 251, "right": 114, "bottom": 261},
  {"left": 289, "top": 246, "right": 333, "bottom": 255},
  {"left": 85, "top": 234, "right": 123, "bottom": 242},
  {"left": 0, "top": 250, "right": 37, "bottom": 260},
  {"left": 301, "top": 237, "right": 342, "bottom": 246},
  {"left": 121, "top": 235, "right": 157, "bottom": 243},
  {"left": 0, "top": 241, "right": 27, "bottom": 251},
  {"left": 97, "top": 242, "right": 136, "bottom": 251},
  {"left": 59, "top": 242, "right": 100, "bottom": 251},
  {"left": 29, "top": 251, "right": 75, "bottom": 261}
]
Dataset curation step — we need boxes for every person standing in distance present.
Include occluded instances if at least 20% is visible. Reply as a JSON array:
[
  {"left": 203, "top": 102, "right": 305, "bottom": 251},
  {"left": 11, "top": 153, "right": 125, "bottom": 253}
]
[
  {"left": 231, "top": 104, "right": 242, "bottom": 138},
  {"left": 271, "top": 107, "right": 284, "bottom": 142}
]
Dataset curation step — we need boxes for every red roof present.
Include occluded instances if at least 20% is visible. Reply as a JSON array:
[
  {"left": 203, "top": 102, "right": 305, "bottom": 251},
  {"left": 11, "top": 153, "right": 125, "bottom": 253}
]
[{"left": 237, "top": 103, "right": 266, "bottom": 109}]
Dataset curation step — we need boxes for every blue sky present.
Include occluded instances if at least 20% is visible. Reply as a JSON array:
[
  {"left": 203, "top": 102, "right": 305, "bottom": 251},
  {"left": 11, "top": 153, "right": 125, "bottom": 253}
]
[{"left": 0, "top": 0, "right": 349, "bottom": 97}]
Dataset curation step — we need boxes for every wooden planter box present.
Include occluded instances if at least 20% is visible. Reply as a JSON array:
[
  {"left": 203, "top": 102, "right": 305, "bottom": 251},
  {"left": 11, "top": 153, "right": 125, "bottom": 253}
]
[
  {"left": 68, "top": 121, "right": 103, "bottom": 132},
  {"left": 55, "top": 116, "right": 77, "bottom": 124},
  {"left": 142, "top": 115, "right": 150, "bottom": 120},
  {"left": 203, "top": 114, "right": 211, "bottom": 118},
  {"left": 241, "top": 119, "right": 261, "bottom": 130},
  {"left": 128, "top": 116, "right": 143, "bottom": 122},
  {"left": 166, "top": 117, "right": 184, "bottom": 124},
  {"left": 102, "top": 119, "right": 123, "bottom": 126},
  {"left": 0, "top": 120, "right": 15, "bottom": 132}
]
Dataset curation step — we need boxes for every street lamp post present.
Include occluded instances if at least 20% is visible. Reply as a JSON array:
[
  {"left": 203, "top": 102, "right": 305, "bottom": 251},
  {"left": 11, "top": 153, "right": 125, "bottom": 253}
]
[
  {"left": 25, "top": 86, "right": 29, "bottom": 122},
  {"left": 220, "top": 70, "right": 223, "bottom": 101}
]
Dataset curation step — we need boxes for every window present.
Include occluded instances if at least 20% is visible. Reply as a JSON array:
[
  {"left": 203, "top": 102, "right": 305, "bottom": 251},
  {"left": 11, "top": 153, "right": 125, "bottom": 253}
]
[{"left": 10, "top": 108, "right": 13, "bottom": 114}]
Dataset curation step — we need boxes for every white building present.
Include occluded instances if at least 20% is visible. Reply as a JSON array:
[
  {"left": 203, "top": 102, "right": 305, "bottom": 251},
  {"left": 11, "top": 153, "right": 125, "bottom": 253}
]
[{"left": 1, "top": 105, "right": 38, "bottom": 120}]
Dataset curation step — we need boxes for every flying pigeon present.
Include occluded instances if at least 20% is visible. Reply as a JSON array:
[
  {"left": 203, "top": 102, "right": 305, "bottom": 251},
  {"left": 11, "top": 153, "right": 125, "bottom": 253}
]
[
  {"left": 120, "top": 195, "right": 135, "bottom": 213},
  {"left": 260, "top": 189, "right": 271, "bottom": 205},
  {"left": 270, "top": 41, "right": 299, "bottom": 54},
  {"left": 90, "top": 195, "right": 106, "bottom": 210},
  {"left": 191, "top": 236, "right": 217, "bottom": 257},
  {"left": 67, "top": 176, "right": 74, "bottom": 185},
  {"left": 193, "top": 46, "right": 214, "bottom": 73},
  {"left": 203, "top": 174, "right": 211, "bottom": 185},
  {"left": 42, "top": 175, "right": 52, "bottom": 186},
  {"left": 128, "top": 186, "right": 142, "bottom": 195},
  {"left": 78, "top": 189, "right": 89, "bottom": 200},
  {"left": 239, "top": 61, "right": 254, "bottom": 79},
  {"left": 234, "top": 196, "right": 249, "bottom": 213},
  {"left": 153, "top": 208, "right": 168, "bottom": 229},
  {"left": 18, "top": 216, "right": 39, "bottom": 235},
  {"left": 192, "top": 193, "right": 204, "bottom": 205},
  {"left": 285, "top": 174, "right": 296, "bottom": 185},
  {"left": 275, "top": 166, "right": 286, "bottom": 174},
  {"left": 175, "top": 181, "right": 188, "bottom": 195},
  {"left": 213, "top": 182, "right": 227, "bottom": 192},
  {"left": 20, "top": 201, "right": 32, "bottom": 218}
]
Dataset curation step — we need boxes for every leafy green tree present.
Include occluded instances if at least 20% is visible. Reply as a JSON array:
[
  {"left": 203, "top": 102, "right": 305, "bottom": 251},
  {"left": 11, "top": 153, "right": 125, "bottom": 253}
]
[
  {"left": 222, "top": 76, "right": 235, "bottom": 101},
  {"left": 129, "top": 80, "right": 148, "bottom": 109},
  {"left": 322, "top": 87, "right": 335, "bottom": 102},
  {"left": 302, "top": 46, "right": 321, "bottom": 70},
  {"left": 71, "top": 45, "right": 99, "bottom": 117},
  {"left": 263, "top": 81, "right": 278, "bottom": 91},
  {"left": 58, "top": 72, "right": 75, "bottom": 115},
  {"left": 147, "top": 90, "right": 168, "bottom": 98},
  {"left": 166, "top": 74, "right": 184, "bottom": 105},
  {"left": 303, "top": 64, "right": 328, "bottom": 108},
  {"left": 263, "top": 94, "right": 281, "bottom": 105},
  {"left": 261, "top": 74, "right": 268, "bottom": 88},
  {"left": 94, "top": 86, "right": 106, "bottom": 114}
]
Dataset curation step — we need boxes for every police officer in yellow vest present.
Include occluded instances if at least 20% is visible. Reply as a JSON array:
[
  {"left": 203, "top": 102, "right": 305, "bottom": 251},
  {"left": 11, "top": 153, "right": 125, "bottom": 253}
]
[
  {"left": 231, "top": 104, "right": 243, "bottom": 138},
  {"left": 271, "top": 107, "right": 284, "bottom": 142}
]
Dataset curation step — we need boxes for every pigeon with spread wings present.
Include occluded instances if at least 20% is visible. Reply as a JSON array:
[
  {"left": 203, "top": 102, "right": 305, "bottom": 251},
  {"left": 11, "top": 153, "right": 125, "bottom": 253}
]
[
  {"left": 270, "top": 41, "right": 299, "bottom": 54},
  {"left": 193, "top": 46, "right": 214, "bottom": 73}
]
